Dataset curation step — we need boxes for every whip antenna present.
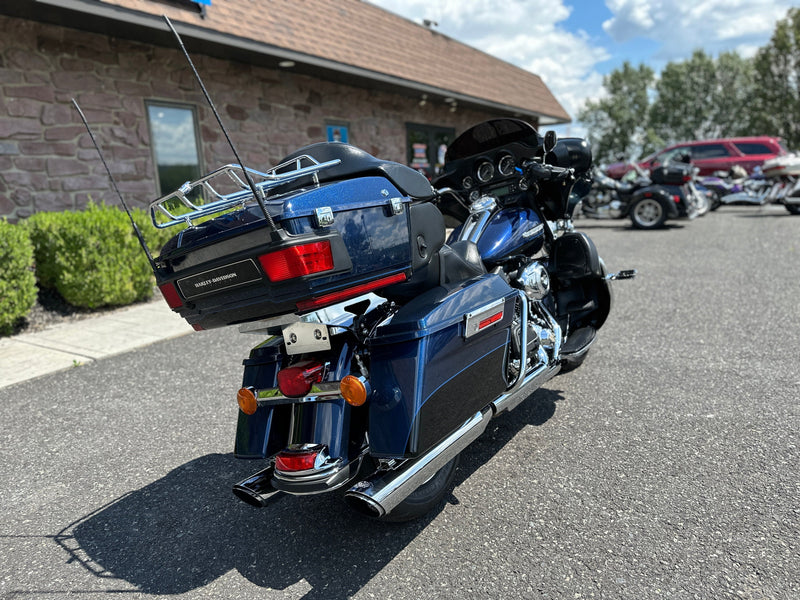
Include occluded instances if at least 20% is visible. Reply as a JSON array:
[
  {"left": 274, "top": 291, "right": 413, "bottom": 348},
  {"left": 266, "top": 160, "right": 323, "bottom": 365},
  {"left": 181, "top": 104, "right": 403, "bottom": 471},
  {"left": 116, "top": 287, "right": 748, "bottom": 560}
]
[
  {"left": 72, "top": 99, "right": 156, "bottom": 270},
  {"left": 163, "top": 15, "right": 279, "bottom": 232}
]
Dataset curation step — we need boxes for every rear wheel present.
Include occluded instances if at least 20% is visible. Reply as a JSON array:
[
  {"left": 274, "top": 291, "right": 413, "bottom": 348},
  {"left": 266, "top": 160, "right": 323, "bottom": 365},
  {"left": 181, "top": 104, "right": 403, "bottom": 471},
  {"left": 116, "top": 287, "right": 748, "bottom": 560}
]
[
  {"left": 630, "top": 197, "right": 667, "bottom": 229},
  {"left": 382, "top": 455, "right": 460, "bottom": 522},
  {"left": 786, "top": 204, "right": 800, "bottom": 215}
]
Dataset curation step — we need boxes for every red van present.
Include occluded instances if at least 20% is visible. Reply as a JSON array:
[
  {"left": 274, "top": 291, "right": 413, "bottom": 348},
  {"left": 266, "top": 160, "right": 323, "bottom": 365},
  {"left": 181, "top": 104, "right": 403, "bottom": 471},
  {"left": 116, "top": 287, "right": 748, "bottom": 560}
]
[{"left": 606, "top": 136, "right": 788, "bottom": 179}]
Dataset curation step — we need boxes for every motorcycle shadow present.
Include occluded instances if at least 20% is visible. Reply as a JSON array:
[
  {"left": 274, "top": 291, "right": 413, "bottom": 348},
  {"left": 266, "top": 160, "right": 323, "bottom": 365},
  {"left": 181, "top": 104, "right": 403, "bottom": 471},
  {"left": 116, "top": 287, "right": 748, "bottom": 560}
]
[{"left": 59, "top": 388, "right": 562, "bottom": 598}]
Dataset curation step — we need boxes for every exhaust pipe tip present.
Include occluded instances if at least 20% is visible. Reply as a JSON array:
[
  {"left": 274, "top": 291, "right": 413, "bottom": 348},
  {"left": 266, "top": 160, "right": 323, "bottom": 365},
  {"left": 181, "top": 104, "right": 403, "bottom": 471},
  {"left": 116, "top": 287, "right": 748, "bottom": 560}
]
[
  {"left": 232, "top": 466, "right": 279, "bottom": 508},
  {"left": 344, "top": 492, "right": 385, "bottom": 518},
  {"left": 232, "top": 484, "right": 269, "bottom": 508}
]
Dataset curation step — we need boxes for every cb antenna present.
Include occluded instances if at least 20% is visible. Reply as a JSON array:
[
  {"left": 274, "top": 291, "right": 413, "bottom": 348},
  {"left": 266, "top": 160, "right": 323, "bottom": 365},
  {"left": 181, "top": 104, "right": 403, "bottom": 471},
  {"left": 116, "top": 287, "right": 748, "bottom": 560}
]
[
  {"left": 163, "top": 15, "right": 279, "bottom": 232},
  {"left": 72, "top": 99, "right": 156, "bottom": 270}
]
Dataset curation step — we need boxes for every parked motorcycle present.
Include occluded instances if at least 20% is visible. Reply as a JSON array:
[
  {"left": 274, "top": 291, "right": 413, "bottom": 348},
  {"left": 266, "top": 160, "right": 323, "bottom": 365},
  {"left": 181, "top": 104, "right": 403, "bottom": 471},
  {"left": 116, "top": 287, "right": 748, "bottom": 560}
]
[
  {"left": 762, "top": 155, "right": 800, "bottom": 215},
  {"left": 124, "top": 117, "right": 630, "bottom": 521},
  {"left": 697, "top": 165, "right": 771, "bottom": 210},
  {"left": 579, "top": 159, "right": 701, "bottom": 229}
]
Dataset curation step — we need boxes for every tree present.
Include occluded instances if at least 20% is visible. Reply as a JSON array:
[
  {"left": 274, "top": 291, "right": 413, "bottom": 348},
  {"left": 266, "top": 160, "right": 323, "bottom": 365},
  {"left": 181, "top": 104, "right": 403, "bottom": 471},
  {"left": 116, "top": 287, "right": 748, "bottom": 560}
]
[
  {"left": 752, "top": 8, "right": 800, "bottom": 149},
  {"left": 577, "top": 62, "right": 658, "bottom": 164},
  {"left": 648, "top": 50, "right": 755, "bottom": 144}
]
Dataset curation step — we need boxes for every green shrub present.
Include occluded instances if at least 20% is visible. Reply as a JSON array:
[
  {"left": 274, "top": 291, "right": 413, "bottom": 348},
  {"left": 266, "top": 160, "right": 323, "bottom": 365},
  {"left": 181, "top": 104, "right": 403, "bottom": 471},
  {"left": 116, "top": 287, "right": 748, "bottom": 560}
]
[
  {"left": 24, "top": 203, "right": 174, "bottom": 309},
  {"left": 0, "top": 220, "right": 38, "bottom": 335}
]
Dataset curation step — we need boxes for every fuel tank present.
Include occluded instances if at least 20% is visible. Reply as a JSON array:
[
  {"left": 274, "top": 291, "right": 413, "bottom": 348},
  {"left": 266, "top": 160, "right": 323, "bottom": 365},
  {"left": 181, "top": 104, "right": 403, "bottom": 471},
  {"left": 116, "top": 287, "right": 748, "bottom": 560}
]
[{"left": 448, "top": 207, "right": 544, "bottom": 266}]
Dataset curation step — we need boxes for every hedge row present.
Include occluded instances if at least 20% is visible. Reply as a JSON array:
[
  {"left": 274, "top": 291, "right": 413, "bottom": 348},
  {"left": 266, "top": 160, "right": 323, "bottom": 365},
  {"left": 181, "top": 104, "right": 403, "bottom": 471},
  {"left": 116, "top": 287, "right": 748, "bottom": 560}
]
[
  {"left": 0, "top": 204, "right": 173, "bottom": 335},
  {"left": 0, "top": 220, "right": 38, "bottom": 335}
]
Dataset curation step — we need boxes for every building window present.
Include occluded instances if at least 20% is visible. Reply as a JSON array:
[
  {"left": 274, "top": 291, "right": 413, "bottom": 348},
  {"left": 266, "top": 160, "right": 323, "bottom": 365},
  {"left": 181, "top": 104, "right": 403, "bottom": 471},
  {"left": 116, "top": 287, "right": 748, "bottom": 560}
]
[
  {"left": 146, "top": 102, "right": 203, "bottom": 198},
  {"left": 406, "top": 123, "right": 455, "bottom": 180}
]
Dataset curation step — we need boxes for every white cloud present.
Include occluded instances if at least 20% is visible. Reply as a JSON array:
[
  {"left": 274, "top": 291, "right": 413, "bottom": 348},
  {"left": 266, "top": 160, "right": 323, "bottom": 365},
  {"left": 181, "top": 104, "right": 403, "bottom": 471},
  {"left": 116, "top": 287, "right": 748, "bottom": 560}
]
[
  {"left": 603, "top": 0, "right": 793, "bottom": 60},
  {"left": 367, "top": 0, "right": 610, "bottom": 121},
  {"left": 367, "top": 0, "right": 793, "bottom": 136}
]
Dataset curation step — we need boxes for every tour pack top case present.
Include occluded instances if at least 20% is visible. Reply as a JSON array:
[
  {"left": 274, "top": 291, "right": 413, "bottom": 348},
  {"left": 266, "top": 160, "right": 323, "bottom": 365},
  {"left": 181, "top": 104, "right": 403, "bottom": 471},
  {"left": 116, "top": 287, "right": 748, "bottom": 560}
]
[{"left": 151, "top": 142, "right": 438, "bottom": 330}]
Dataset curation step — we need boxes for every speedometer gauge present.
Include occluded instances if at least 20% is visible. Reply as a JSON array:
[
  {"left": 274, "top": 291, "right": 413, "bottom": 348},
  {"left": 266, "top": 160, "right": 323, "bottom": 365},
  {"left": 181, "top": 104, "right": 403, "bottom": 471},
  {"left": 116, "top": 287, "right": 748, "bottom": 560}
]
[
  {"left": 476, "top": 161, "right": 494, "bottom": 183},
  {"left": 498, "top": 154, "right": 515, "bottom": 176}
]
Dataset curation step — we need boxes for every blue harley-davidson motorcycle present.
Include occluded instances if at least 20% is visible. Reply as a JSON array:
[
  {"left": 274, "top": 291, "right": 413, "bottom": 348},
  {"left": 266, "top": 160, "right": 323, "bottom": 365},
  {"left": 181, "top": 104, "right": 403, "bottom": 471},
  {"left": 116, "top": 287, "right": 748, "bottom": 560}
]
[{"left": 146, "top": 118, "right": 633, "bottom": 521}]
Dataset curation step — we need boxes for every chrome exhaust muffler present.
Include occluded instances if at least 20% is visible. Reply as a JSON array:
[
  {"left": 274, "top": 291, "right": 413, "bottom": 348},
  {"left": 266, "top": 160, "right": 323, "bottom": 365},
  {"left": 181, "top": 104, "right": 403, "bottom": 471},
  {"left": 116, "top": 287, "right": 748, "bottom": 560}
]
[
  {"left": 232, "top": 465, "right": 279, "bottom": 507},
  {"left": 344, "top": 408, "right": 492, "bottom": 518}
]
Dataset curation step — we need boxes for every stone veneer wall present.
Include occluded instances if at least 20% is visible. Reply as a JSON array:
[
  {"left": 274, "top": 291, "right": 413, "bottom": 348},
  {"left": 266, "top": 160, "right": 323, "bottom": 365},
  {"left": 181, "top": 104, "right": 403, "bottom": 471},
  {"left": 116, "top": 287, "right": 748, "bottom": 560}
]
[{"left": 0, "top": 15, "right": 504, "bottom": 221}]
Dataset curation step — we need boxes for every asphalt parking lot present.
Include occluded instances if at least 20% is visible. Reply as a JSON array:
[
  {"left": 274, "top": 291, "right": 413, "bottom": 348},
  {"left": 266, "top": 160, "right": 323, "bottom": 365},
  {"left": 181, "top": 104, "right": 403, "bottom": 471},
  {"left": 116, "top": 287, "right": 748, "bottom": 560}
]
[{"left": 1, "top": 204, "right": 798, "bottom": 599}]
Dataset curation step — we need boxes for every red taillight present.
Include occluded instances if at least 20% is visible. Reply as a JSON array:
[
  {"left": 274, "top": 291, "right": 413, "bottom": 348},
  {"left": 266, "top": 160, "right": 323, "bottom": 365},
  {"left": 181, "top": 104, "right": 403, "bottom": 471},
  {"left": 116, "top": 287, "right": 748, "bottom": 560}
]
[
  {"left": 277, "top": 360, "right": 324, "bottom": 397},
  {"left": 275, "top": 448, "right": 320, "bottom": 472},
  {"left": 258, "top": 241, "right": 334, "bottom": 282},
  {"left": 158, "top": 282, "right": 183, "bottom": 308},
  {"left": 673, "top": 195, "right": 681, "bottom": 203},
  {"left": 296, "top": 272, "right": 408, "bottom": 312}
]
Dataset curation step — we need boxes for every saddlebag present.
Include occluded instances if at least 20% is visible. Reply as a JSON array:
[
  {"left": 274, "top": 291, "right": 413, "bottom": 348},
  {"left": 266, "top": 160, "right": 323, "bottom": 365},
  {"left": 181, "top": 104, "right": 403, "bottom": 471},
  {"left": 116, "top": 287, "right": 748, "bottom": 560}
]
[{"left": 367, "top": 274, "right": 516, "bottom": 458}]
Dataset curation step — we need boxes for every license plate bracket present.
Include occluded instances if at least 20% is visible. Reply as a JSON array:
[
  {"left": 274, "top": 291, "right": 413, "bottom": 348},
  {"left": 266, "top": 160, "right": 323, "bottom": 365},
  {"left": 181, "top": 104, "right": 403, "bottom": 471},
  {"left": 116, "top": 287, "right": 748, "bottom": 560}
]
[{"left": 283, "top": 322, "right": 331, "bottom": 355}]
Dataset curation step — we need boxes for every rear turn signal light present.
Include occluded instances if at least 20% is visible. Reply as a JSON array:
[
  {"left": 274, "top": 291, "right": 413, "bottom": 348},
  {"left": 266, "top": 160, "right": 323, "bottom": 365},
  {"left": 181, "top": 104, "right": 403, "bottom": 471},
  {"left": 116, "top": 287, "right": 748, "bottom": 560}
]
[
  {"left": 277, "top": 361, "right": 324, "bottom": 397},
  {"left": 158, "top": 282, "right": 183, "bottom": 308},
  {"left": 237, "top": 387, "right": 258, "bottom": 415},
  {"left": 258, "top": 241, "right": 334, "bottom": 282},
  {"left": 340, "top": 375, "right": 370, "bottom": 407}
]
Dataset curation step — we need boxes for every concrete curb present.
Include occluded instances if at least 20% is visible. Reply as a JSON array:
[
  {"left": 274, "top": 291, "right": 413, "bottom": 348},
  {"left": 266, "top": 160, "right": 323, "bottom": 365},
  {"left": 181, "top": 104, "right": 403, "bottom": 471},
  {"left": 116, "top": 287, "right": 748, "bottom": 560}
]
[{"left": 0, "top": 298, "right": 193, "bottom": 389}]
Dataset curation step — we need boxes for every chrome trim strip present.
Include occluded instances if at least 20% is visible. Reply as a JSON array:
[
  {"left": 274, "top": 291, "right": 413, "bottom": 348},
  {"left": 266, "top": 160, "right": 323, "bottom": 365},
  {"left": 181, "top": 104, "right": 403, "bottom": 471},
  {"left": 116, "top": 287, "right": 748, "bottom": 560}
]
[{"left": 255, "top": 382, "right": 341, "bottom": 406}]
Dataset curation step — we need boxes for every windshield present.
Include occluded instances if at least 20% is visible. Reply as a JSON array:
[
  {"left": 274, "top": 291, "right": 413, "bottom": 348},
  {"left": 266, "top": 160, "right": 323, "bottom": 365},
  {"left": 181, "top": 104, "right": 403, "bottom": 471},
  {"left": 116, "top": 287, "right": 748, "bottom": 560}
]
[{"left": 445, "top": 118, "right": 540, "bottom": 161}]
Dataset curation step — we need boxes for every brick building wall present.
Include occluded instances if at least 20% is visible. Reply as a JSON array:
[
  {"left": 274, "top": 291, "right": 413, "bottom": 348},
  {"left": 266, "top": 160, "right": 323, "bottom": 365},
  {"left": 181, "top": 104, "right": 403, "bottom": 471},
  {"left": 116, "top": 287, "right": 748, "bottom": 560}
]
[{"left": 0, "top": 15, "right": 500, "bottom": 221}]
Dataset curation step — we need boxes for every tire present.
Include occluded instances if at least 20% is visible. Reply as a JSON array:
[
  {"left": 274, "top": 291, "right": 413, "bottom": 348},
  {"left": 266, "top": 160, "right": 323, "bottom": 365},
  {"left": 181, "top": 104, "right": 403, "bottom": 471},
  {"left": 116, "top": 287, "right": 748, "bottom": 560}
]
[
  {"left": 630, "top": 197, "right": 668, "bottom": 229},
  {"left": 786, "top": 204, "right": 800, "bottom": 215},
  {"left": 695, "top": 191, "right": 710, "bottom": 216},
  {"left": 709, "top": 191, "right": 722, "bottom": 211},
  {"left": 381, "top": 454, "right": 460, "bottom": 522}
]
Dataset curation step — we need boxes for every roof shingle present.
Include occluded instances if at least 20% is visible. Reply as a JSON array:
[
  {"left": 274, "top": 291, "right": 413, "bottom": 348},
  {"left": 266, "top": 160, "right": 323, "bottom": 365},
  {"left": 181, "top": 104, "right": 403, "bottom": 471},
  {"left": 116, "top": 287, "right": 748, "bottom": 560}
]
[{"left": 91, "top": 0, "right": 570, "bottom": 123}]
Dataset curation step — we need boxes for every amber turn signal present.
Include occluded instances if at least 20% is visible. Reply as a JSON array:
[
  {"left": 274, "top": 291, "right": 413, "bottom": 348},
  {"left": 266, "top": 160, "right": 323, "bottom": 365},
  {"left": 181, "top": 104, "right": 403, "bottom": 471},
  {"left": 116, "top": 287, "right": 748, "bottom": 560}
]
[
  {"left": 237, "top": 387, "right": 258, "bottom": 415},
  {"left": 340, "top": 375, "right": 369, "bottom": 407}
]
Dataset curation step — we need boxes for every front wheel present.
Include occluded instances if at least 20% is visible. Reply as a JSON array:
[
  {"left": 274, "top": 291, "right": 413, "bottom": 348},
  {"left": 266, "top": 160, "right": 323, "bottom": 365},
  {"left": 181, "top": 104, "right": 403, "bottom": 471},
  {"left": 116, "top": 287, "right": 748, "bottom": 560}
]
[
  {"left": 786, "top": 204, "right": 800, "bottom": 215},
  {"left": 630, "top": 197, "right": 667, "bottom": 229},
  {"left": 709, "top": 190, "right": 722, "bottom": 211},
  {"left": 381, "top": 455, "right": 460, "bottom": 522}
]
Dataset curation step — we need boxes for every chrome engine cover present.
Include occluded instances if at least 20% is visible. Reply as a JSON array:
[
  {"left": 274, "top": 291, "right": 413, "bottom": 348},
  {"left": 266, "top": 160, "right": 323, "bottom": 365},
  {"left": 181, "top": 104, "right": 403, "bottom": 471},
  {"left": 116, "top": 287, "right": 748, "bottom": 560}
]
[{"left": 518, "top": 262, "right": 550, "bottom": 300}]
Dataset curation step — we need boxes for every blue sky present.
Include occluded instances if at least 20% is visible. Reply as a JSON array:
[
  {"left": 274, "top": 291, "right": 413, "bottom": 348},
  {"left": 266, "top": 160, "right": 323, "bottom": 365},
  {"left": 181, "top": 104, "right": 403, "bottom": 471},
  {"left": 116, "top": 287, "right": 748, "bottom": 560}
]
[{"left": 367, "top": 0, "right": 795, "bottom": 135}]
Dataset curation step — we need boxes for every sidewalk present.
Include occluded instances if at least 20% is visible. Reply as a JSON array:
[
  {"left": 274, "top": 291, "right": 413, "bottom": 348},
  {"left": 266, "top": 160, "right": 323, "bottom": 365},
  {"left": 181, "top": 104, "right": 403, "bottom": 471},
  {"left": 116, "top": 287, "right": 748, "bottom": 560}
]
[{"left": 0, "top": 299, "right": 193, "bottom": 389}]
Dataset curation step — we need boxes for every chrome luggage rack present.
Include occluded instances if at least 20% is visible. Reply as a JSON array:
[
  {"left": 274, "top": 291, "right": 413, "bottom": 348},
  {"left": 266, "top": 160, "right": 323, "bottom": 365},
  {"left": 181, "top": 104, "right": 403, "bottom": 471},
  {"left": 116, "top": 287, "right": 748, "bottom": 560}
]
[{"left": 149, "top": 154, "right": 341, "bottom": 229}]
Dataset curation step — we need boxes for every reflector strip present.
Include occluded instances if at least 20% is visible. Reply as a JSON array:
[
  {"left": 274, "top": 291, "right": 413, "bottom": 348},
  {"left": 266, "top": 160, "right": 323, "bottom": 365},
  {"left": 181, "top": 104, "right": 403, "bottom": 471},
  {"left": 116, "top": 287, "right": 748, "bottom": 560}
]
[
  {"left": 478, "top": 311, "right": 504, "bottom": 330},
  {"left": 296, "top": 272, "right": 408, "bottom": 312},
  {"left": 158, "top": 282, "right": 183, "bottom": 308},
  {"left": 464, "top": 298, "right": 506, "bottom": 338}
]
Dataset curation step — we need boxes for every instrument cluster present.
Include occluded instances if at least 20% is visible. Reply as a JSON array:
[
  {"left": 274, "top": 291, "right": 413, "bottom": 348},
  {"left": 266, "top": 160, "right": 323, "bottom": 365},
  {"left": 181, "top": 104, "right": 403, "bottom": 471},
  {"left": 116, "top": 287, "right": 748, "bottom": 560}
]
[{"left": 460, "top": 152, "right": 525, "bottom": 202}]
